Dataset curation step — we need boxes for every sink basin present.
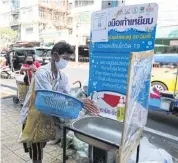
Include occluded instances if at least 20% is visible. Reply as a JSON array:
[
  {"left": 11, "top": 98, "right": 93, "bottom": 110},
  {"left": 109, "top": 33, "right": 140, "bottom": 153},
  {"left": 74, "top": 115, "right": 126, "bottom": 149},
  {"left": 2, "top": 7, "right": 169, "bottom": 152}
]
[{"left": 70, "top": 116, "right": 123, "bottom": 150}]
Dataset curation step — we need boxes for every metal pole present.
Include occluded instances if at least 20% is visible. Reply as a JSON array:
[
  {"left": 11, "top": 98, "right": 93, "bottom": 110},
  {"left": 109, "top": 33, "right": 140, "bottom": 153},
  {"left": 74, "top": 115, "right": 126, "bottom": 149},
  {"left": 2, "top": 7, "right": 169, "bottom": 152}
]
[
  {"left": 63, "top": 126, "right": 67, "bottom": 163},
  {"left": 136, "top": 144, "right": 140, "bottom": 163},
  {"left": 75, "top": 24, "right": 79, "bottom": 63}
]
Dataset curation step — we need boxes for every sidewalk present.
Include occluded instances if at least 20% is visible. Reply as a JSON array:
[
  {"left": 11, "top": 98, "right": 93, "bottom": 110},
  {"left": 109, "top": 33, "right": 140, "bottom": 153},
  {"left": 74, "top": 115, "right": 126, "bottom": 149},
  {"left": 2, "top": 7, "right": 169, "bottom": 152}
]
[{"left": 1, "top": 97, "right": 79, "bottom": 163}]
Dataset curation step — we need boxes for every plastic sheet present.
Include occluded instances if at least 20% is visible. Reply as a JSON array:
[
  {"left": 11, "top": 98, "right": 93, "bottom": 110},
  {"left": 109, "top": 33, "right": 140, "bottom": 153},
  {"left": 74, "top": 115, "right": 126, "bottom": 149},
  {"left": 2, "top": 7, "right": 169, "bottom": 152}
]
[{"left": 128, "top": 137, "right": 173, "bottom": 163}]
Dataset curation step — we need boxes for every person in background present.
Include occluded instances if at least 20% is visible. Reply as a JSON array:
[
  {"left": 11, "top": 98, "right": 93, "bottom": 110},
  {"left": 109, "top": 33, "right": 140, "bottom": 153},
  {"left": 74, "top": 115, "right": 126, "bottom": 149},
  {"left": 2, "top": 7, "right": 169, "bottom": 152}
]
[
  {"left": 21, "top": 55, "right": 41, "bottom": 85},
  {"left": 20, "top": 42, "right": 99, "bottom": 163}
]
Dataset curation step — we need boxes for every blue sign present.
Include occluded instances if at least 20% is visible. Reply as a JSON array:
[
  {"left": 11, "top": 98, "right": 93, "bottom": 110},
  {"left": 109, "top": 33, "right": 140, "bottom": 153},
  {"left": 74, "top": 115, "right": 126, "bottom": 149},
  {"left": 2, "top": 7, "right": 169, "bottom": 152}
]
[{"left": 88, "top": 3, "right": 158, "bottom": 120}]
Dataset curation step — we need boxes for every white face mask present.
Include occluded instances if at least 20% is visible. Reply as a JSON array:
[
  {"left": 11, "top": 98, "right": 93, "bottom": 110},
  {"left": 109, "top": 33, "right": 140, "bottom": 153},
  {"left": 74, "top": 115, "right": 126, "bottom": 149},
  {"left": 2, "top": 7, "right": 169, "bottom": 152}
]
[{"left": 55, "top": 58, "right": 68, "bottom": 69}]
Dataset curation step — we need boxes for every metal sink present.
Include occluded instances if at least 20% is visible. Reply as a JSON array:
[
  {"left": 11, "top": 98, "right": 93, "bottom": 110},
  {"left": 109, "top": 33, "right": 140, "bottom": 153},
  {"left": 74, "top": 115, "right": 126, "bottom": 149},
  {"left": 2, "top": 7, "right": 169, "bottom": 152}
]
[{"left": 70, "top": 116, "right": 123, "bottom": 150}]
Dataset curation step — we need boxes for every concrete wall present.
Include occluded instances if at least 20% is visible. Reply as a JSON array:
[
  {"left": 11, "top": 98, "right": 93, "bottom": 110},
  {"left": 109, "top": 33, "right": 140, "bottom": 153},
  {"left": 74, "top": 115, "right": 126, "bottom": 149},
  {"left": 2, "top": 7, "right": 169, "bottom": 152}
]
[
  {"left": 20, "top": 3, "right": 39, "bottom": 41},
  {"left": 20, "top": 5, "right": 39, "bottom": 24},
  {"left": 71, "top": 0, "right": 103, "bottom": 45},
  {"left": 20, "top": 0, "right": 38, "bottom": 8},
  {"left": 21, "top": 23, "right": 39, "bottom": 41},
  {"left": 0, "top": 1, "right": 11, "bottom": 27}
]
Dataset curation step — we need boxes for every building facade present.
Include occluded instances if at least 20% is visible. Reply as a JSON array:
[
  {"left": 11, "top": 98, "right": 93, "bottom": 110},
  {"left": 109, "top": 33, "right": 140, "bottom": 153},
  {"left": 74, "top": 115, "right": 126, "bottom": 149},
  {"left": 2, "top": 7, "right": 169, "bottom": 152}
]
[
  {"left": 20, "top": 0, "right": 70, "bottom": 42},
  {"left": 0, "top": 0, "right": 70, "bottom": 42},
  {"left": 68, "top": 0, "right": 103, "bottom": 45}
]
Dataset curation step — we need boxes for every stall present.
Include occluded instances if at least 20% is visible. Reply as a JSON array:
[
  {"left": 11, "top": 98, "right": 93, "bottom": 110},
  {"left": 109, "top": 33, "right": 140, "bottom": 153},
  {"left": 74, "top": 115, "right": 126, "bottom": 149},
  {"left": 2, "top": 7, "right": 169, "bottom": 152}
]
[
  {"left": 149, "top": 54, "right": 178, "bottom": 116},
  {"left": 33, "top": 2, "right": 159, "bottom": 163},
  {"left": 63, "top": 3, "right": 158, "bottom": 163}
]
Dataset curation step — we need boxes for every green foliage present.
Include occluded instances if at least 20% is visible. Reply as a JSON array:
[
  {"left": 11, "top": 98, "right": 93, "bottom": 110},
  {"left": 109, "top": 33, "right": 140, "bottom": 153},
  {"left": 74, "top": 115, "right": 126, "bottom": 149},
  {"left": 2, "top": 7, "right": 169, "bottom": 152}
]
[{"left": 0, "top": 27, "right": 18, "bottom": 42}]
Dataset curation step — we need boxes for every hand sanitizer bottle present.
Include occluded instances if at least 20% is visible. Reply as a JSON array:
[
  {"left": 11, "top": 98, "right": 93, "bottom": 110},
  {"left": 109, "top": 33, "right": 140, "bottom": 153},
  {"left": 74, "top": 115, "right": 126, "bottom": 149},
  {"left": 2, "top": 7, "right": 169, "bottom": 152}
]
[{"left": 117, "top": 98, "right": 125, "bottom": 121}]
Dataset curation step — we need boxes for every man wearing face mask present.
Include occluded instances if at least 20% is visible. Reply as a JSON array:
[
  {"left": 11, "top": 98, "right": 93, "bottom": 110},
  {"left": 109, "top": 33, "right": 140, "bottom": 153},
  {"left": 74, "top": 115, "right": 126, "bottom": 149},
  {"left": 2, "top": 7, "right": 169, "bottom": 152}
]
[
  {"left": 20, "top": 42, "right": 99, "bottom": 163},
  {"left": 21, "top": 55, "right": 41, "bottom": 85}
]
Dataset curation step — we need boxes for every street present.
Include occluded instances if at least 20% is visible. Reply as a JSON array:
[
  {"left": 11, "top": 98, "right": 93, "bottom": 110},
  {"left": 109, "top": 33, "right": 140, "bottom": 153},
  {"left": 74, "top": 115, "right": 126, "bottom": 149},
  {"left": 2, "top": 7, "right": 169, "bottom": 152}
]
[{"left": 1, "top": 66, "right": 178, "bottom": 162}]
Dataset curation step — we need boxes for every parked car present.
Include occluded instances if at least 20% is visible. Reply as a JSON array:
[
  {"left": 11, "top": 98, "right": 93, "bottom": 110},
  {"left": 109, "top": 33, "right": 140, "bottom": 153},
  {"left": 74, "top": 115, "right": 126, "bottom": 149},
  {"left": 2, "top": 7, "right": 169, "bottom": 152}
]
[
  {"left": 151, "top": 68, "right": 178, "bottom": 92},
  {"left": 8, "top": 47, "right": 52, "bottom": 70},
  {"left": 151, "top": 53, "right": 178, "bottom": 93},
  {"left": 34, "top": 47, "right": 52, "bottom": 64}
]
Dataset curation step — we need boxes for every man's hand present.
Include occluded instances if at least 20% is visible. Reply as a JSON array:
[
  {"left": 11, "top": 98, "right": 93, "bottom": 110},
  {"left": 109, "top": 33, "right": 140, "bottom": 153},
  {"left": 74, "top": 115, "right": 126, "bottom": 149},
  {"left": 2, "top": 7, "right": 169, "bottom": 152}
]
[{"left": 81, "top": 98, "right": 100, "bottom": 116}]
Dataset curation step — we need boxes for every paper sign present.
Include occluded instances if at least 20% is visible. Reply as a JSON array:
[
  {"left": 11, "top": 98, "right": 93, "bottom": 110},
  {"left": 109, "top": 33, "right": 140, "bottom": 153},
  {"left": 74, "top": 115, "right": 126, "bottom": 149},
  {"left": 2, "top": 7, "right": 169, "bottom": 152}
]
[
  {"left": 120, "top": 51, "right": 154, "bottom": 163},
  {"left": 91, "top": 10, "right": 108, "bottom": 42}
]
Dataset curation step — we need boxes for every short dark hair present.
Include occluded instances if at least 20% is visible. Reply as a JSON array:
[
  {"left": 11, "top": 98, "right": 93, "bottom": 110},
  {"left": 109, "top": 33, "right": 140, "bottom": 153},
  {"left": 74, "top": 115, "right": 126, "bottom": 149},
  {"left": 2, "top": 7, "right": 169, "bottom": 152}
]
[{"left": 51, "top": 41, "right": 74, "bottom": 56}]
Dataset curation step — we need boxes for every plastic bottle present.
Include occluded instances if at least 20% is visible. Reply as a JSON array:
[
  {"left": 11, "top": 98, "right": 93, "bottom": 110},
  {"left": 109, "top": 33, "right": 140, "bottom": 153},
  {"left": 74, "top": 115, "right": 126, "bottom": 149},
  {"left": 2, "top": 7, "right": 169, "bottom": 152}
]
[{"left": 117, "top": 98, "right": 125, "bottom": 121}]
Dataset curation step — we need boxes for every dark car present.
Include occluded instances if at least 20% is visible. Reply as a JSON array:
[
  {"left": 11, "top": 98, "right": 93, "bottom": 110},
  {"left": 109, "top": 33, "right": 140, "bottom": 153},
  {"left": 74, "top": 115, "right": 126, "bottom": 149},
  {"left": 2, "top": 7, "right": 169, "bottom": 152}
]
[{"left": 8, "top": 47, "right": 52, "bottom": 70}]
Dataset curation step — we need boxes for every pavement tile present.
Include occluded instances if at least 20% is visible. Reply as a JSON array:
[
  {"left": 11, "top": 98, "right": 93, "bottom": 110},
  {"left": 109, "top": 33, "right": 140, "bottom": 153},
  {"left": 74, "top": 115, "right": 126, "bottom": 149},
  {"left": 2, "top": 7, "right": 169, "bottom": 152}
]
[
  {"left": 14, "top": 148, "right": 30, "bottom": 162},
  {"left": 4, "top": 139, "right": 22, "bottom": 151},
  {"left": 4, "top": 130, "right": 20, "bottom": 139},
  {"left": 42, "top": 153, "right": 57, "bottom": 163},
  {"left": 47, "top": 147, "right": 63, "bottom": 158},
  {"left": 44, "top": 144, "right": 60, "bottom": 153},
  {"left": 2, "top": 153, "right": 26, "bottom": 163},
  {"left": 1, "top": 135, "right": 13, "bottom": 143},
  {"left": 1, "top": 145, "right": 14, "bottom": 159},
  {"left": 0, "top": 131, "right": 8, "bottom": 139},
  {"left": 13, "top": 148, "right": 26, "bottom": 158},
  {"left": 20, "top": 154, "right": 31, "bottom": 162}
]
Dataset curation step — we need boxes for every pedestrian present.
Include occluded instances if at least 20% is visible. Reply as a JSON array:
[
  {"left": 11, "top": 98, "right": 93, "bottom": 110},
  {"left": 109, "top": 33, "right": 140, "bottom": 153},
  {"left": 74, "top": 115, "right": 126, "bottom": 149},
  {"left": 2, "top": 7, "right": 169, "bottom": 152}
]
[
  {"left": 20, "top": 41, "right": 99, "bottom": 163},
  {"left": 21, "top": 55, "right": 41, "bottom": 85}
]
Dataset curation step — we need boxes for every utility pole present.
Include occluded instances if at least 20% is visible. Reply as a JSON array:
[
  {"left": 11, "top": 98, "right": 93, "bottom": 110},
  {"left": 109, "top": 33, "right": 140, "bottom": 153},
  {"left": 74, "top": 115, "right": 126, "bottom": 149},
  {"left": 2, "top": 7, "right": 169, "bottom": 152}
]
[{"left": 75, "top": 24, "right": 79, "bottom": 62}]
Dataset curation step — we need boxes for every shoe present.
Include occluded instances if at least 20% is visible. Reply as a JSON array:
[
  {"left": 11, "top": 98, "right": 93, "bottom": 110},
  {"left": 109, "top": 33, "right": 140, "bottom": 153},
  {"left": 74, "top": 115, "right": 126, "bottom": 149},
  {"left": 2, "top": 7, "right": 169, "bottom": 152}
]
[{"left": 47, "top": 138, "right": 61, "bottom": 145}]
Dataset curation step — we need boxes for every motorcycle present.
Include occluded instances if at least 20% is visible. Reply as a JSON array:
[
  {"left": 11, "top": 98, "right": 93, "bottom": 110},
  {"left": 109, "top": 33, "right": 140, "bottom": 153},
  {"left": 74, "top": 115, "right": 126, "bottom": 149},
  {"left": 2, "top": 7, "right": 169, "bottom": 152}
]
[{"left": 0, "top": 65, "right": 13, "bottom": 79}]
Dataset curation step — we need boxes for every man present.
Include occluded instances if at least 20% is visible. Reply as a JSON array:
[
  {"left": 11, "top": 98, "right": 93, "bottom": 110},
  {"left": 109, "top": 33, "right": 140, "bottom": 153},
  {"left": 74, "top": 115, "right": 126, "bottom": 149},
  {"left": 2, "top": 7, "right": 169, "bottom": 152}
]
[{"left": 20, "top": 42, "right": 99, "bottom": 163}]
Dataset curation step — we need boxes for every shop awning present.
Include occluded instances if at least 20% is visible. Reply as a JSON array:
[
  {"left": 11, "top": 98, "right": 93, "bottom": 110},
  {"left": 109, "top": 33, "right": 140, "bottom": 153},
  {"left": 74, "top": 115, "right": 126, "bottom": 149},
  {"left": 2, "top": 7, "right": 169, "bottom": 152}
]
[
  {"left": 154, "top": 54, "right": 178, "bottom": 63},
  {"left": 168, "top": 30, "right": 178, "bottom": 38}
]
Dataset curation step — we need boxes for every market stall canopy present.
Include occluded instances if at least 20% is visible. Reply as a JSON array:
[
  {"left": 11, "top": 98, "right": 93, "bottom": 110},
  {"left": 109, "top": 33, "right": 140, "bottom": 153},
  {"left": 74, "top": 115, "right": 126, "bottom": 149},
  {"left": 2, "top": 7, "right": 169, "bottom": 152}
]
[
  {"left": 154, "top": 54, "right": 178, "bottom": 63},
  {"left": 156, "top": 26, "right": 178, "bottom": 38},
  {"left": 168, "top": 30, "right": 178, "bottom": 38},
  {"left": 155, "top": 44, "right": 170, "bottom": 47}
]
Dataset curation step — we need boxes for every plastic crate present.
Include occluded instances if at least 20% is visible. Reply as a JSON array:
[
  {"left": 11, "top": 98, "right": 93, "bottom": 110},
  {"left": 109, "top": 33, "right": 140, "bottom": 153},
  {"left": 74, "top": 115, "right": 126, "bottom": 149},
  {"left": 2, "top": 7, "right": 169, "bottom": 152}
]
[{"left": 35, "top": 90, "right": 84, "bottom": 119}]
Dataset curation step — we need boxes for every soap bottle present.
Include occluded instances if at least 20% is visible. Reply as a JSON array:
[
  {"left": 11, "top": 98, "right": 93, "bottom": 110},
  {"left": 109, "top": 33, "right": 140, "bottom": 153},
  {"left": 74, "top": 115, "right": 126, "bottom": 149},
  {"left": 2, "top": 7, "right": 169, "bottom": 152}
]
[{"left": 117, "top": 98, "right": 125, "bottom": 121}]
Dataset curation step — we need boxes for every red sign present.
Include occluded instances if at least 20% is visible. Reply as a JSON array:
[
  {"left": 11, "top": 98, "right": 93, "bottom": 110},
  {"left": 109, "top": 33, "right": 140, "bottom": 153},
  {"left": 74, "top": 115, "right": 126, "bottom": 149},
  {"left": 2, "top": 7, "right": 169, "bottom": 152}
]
[{"left": 102, "top": 94, "right": 121, "bottom": 107}]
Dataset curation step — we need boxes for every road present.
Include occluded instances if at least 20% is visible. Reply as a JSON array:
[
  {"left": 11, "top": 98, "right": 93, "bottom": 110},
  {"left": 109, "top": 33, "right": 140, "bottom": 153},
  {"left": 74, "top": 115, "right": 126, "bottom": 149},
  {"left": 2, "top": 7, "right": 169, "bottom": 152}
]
[{"left": 1, "top": 66, "right": 178, "bottom": 162}]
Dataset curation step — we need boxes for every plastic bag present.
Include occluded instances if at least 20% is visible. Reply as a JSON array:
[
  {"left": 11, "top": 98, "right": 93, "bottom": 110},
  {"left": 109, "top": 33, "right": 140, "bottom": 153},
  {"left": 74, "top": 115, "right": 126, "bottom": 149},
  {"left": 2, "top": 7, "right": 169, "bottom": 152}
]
[
  {"left": 73, "top": 136, "right": 88, "bottom": 157},
  {"left": 128, "top": 137, "right": 173, "bottom": 163}
]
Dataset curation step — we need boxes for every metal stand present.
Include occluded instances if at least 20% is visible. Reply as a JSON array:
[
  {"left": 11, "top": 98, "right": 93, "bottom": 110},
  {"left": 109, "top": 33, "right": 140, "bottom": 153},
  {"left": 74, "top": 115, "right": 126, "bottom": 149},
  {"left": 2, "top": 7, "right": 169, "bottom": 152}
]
[
  {"left": 63, "top": 126, "right": 140, "bottom": 163},
  {"left": 63, "top": 126, "right": 67, "bottom": 163},
  {"left": 136, "top": 144, "right": 140, "bottom": 163}
]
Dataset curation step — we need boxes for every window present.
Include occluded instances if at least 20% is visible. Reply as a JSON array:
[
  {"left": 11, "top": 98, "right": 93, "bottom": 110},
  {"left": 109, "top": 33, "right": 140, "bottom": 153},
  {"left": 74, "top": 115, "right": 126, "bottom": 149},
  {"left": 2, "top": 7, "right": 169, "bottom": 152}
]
[
  {"left": 46, "top": 50, "right": 52, "bottom": 57},
  {"left": 25, "top": 27, "right": 33, "bottom": 34},
  {"left": 69, "top": 29, "right": 72, "bottom": 35},
  {"left": 35, "top": 49, "right": 51, "bottom": 57},
  {"left": 11, "top": 0, "right": 20, "bottom": 9},
  {"left": 15, "top": 50, "right": 25, "bottom": 57},
  {"left": 75, "top": 0, "right": 94, "bottom": 7}
]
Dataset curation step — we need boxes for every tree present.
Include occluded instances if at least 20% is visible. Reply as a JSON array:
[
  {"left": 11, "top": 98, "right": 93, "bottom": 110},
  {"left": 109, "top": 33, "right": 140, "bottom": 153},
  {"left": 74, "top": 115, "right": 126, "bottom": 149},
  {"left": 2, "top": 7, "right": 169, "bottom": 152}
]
[{"left": 0, "top": 27, "right": 18, "bottom": 51}]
